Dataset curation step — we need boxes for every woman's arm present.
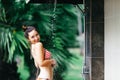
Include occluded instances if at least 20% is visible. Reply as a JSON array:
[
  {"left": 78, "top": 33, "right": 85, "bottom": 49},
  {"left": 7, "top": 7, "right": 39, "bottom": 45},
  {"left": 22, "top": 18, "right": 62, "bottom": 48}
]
[{"left": 34, "top": 42, "right": 53, "bottom": 67}]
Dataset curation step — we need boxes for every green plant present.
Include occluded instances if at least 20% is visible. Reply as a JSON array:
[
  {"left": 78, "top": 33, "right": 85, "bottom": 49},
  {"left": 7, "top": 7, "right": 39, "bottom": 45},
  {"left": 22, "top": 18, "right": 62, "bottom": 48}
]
[{"left": 0, "top": 0, "right": 81, "bottom": 80}]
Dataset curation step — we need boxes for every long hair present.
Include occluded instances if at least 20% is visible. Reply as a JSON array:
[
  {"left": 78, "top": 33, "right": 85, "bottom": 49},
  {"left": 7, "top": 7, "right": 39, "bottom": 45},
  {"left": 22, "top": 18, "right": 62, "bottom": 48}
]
[{"left": 36, "top": 67, "right": 40, "bottom": 78}]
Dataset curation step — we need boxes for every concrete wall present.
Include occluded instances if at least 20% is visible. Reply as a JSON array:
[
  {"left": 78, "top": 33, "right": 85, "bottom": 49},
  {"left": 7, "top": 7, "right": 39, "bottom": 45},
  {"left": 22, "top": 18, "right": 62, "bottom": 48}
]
[{"left": 105, "top": 0, "right": 120, "bottom": 80}]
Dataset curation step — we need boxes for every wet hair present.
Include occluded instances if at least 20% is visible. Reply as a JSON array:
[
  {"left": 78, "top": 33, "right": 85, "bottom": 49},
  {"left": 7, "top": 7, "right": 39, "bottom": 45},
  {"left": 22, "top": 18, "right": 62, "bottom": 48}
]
[{"left": 22, "top": 26, "right": 36, "bottom": 39}]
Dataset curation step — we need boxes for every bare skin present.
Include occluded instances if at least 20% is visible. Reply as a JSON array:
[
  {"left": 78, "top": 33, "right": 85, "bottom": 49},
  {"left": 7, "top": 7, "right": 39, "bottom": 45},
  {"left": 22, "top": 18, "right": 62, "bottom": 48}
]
[{"left": 28, "top": 29, "right": 55, "bottom": 80}]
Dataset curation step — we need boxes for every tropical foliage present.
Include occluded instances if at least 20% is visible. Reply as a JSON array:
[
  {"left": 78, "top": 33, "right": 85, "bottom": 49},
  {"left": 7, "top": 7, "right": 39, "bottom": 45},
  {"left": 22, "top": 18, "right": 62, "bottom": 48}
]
[{"left": 0, "top": 0, "right": 81, "bottom": 80}]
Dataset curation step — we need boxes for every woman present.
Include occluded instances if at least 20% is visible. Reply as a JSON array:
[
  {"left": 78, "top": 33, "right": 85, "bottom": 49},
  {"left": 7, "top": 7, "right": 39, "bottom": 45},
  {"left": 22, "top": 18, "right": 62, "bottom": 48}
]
[{"left": 23, "top": 26, "right": 56, "bottom": 80}]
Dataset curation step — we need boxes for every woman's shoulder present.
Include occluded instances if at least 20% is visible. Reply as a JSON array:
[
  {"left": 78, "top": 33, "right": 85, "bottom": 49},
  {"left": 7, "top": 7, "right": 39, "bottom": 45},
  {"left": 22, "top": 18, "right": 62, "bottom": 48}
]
[{"left": 35, "top": 42, "right": 43, "bottom": 47}]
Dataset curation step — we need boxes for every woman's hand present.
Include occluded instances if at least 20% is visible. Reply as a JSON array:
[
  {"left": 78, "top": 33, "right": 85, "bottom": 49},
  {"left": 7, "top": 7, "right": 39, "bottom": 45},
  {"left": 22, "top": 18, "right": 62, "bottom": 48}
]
[{"left": 51, "top": 59, "right": 56, "bottom": 67}]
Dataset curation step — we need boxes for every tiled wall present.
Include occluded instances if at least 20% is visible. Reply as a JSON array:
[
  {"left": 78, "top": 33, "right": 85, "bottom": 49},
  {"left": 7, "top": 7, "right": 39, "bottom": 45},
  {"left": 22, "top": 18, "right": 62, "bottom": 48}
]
[
  {"left": 85, "top": 0, "right": 104, "bottom": 80},
  {"left": 91, "top": 0, "right": 104, "bottom": 80}
]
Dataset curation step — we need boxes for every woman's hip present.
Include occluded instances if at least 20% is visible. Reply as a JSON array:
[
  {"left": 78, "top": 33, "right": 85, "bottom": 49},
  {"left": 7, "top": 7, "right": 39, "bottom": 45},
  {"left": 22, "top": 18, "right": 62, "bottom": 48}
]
[{"left": 36, "top": 78, "right": 49, "bottom": 80}]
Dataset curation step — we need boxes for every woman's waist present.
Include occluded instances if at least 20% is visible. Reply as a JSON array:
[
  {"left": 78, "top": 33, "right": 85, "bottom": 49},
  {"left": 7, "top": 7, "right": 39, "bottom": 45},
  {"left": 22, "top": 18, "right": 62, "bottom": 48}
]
[{"left": 40, "top": 66, "right": 53, "bottom": 71}]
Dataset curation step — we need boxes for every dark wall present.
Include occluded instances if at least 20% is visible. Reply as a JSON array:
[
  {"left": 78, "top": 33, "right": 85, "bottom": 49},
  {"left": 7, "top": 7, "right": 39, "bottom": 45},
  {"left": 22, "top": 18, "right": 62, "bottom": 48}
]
[{"left": 85, "top": 0, "right": 104, "bottom": 80}]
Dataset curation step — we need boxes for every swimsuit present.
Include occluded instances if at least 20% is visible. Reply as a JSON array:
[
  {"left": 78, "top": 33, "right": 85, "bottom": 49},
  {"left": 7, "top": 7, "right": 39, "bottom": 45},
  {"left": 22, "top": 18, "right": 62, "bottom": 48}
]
[{"left": 44, "top": 49, "right": 51, "bottom": 60}]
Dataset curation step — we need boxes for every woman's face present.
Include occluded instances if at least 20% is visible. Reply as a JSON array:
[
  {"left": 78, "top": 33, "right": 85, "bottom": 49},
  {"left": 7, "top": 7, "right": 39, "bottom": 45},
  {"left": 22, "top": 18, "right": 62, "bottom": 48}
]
[{"left": 28, "top": 29, "right": 40, "bottom": 44}]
